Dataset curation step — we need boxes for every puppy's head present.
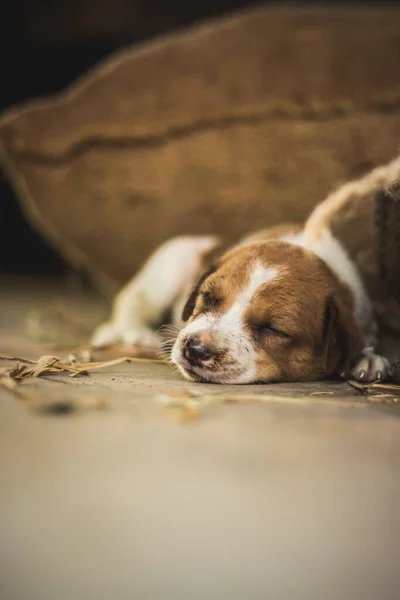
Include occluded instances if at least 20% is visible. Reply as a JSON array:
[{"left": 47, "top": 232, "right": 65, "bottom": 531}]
[{"left": 171, "top": 241, "right": 364, "bottom": 384}]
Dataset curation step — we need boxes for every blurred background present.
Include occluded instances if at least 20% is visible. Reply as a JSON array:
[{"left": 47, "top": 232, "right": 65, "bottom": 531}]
[
  {"left": 0, "top": 0, "right": 398, "bottom": 277},
  {"left": 2, "top": 0, "right": 256, "bottom": 276}
]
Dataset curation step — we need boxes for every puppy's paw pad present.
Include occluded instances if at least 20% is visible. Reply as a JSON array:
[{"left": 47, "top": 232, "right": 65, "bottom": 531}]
[
  {"left": 122, "top": 328, "right": 162, "bottom": 349},
  {"left": 91, "top": 322, "right": 121, "bottom": 347},
  {"left": 351, "top": 352, "right": 389, "bottom": 383}
]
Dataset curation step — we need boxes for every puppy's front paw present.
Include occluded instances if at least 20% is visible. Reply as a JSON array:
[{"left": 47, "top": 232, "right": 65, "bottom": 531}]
[
  {"left": 351, "top": 348, "right": 389, "bottom": 383},
  {"left": 122, "top": 327, "right": 162, "bottom": 349},
  {"left": 91, "top": 322, "right": 120, "bottom": 347},
  {"left": 91, "top": 322, "right": 161, "bottom": 349}
]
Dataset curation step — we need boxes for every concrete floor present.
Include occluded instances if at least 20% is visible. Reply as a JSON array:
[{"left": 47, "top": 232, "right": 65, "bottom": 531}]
[{"left": 1, "top": 279, "right": 400, "bottom": 600}]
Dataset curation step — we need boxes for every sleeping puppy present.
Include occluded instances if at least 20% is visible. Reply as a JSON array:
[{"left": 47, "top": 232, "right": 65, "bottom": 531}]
[{"left": 92, "top": 188, "right": 391, "bottom": 384}]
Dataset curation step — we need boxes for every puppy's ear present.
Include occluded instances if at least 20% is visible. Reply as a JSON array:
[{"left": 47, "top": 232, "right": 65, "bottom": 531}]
[
  {"left": 181, "top": 264, "right": 218, "bottom": 322},
  {"left": 322, "top": 295, "right": 364, "bottom": 377}
]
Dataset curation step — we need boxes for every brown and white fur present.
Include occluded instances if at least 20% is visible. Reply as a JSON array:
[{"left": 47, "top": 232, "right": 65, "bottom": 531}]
[{"left": 92, "top": 168, "right": 398, "bottom": 384}]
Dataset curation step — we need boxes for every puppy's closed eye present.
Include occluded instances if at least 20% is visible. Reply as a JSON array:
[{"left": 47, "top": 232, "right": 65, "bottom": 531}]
[
  {"left": 201, "top": 290, "right": 220, "bottom": 309},
  {"left": 254, "top": 324, "right": 290, "bottom": 341}
]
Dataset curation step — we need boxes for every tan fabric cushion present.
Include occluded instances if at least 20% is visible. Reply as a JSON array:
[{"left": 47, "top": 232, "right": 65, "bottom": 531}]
[{"left": 0, "top": 6, "right": 400, "bottom": 297}]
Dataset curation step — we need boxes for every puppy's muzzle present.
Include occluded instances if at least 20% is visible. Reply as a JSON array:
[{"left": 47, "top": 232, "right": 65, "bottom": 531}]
[{"left": 183, "top": 334, "right": 215, "bottom": 368}]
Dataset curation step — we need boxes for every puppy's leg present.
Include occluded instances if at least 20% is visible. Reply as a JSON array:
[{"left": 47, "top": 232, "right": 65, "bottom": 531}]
[
  {"left": 92, "top": 236, "right": 219, "bottom": 348},
  {"left": 302, "top": 164, "right": 400, "bottom": 384}
]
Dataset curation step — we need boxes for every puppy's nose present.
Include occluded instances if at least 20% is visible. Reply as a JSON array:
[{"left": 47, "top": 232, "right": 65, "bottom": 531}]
[{"left": 183, "top": 335, "right": 213, "bottom": 366}]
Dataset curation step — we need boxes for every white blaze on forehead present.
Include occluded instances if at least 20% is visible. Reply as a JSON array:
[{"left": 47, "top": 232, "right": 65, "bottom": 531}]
[
  {"left": 238, "top": 262, "right": 278, "bottom": 308},
  {"left": 179, "top": 261, "right": 278, "bottom": 336},
  {"left": 220, "top": 262, "right": 277, "bottom": 329}
]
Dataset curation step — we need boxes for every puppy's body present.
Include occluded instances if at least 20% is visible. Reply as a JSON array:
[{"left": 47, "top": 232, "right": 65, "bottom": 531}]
[{"left": 92, "top": 189, "right": 390, "bottom": 384}]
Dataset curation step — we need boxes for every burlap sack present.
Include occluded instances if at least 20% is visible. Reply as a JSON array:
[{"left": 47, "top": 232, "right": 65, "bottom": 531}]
[{"left": 0, "top": 5, "right": 399, "bottom": 305}]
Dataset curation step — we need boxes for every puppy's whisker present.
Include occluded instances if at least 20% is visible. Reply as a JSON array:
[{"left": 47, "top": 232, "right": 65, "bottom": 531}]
[
  {"left": 161, "top": 344, "right": 176, "bottom": 351},
  {"left": 158, "top": 323, "right": 181, "bottom": 332},
  {"left": 160, "top": 338, "right": 176, "bottom": 347},
  {"left": 159, "top": 340, "right": 176, "bottom": 348},
  {"left": 161, "top": 338, "right": 176, "bottom": 346},
  {"left": 157, "top": 324, "right": 181, "bottom": 337}
]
